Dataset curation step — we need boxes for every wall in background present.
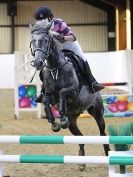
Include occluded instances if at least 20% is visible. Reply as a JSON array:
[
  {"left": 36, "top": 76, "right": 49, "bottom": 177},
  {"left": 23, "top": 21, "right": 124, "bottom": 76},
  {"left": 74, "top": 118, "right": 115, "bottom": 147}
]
[
  {"left": 0, "top": 54, "right": 14, "bottom": 88},
  {"left": 0, "top": 1, "right": 108, "bottom": 53},
  {"left": 0, "top": 51, "right": 129, "bottom": 89}
]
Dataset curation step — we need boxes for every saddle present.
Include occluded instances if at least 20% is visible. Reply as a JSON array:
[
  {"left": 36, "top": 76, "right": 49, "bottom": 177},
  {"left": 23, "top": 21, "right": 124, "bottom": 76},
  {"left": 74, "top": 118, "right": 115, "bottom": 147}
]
[{"left": 62, "top": 50, "right": 87, "bottom": 85}]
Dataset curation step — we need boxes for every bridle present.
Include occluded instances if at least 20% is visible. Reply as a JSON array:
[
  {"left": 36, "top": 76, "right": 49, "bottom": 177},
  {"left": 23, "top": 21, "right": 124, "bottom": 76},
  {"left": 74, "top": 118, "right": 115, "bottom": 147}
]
[
  {"left": 30, "top": 31, "right": 52, "bottom": 68},
  {"left": 30, "top": 29, "right": 68, "bottom": 81}
]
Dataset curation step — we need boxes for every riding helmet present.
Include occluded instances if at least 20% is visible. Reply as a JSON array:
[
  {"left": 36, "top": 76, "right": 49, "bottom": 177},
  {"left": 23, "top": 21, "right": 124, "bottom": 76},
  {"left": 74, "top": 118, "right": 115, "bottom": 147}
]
[{"left": 35, "top": 6, "right": 54, "bottom": 20}]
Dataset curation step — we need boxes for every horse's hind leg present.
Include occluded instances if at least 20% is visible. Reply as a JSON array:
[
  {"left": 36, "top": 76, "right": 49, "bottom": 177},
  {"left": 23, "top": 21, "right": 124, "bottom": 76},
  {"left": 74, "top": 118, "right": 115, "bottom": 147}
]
[
  {"left": 67, "top": 114, "right": 86, "bottom": 171},
  {"left": 87, "top": 98, "right": 110, "bottom": 156}
]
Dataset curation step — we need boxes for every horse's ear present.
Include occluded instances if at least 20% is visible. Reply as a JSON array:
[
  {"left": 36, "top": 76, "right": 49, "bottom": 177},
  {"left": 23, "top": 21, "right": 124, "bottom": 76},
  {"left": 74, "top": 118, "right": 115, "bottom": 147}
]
[
  {"left": 29, "top": 20, "right": 36, "bottom": 31},
  {"left": 29, "top": 22, "right": 36, "bottom": 31},
  {"left": 29, "top": 24, "right": 33, "bottom": 30}
]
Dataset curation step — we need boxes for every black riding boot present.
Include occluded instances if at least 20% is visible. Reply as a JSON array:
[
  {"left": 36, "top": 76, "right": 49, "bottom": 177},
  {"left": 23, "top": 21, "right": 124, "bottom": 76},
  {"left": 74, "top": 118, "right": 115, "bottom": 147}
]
[
  {"left": 84, "top": 61, "right": 104, "bottom": 93},
  {"left": 34, "top": 85, "right": 45, "bottom": 103}
]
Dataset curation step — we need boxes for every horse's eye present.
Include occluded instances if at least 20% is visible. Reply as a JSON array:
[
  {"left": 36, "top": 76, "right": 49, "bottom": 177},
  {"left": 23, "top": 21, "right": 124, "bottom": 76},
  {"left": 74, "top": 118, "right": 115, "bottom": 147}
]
[{"left": 45, "top": 39, "right": 48, "bottom": 43}]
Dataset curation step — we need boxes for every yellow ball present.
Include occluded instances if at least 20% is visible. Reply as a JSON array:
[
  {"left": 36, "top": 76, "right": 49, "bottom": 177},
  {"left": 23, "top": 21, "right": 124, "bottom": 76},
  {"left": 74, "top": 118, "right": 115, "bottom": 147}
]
[
  {"left": 127, "top": 102, "right": 133, "bottom": 112},
  {"left": 116, "top": 95, "right": 128, "bottom": 101}
]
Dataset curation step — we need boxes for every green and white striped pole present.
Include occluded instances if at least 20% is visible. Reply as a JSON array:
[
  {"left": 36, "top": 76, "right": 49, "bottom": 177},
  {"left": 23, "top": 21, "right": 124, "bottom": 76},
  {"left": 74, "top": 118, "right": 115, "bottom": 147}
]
[
  {"left": 0, "top": 155, "right": 132, "bottom": 165},
  {"left": 0, "top": 136, "right": 132, "bottom": 144}
]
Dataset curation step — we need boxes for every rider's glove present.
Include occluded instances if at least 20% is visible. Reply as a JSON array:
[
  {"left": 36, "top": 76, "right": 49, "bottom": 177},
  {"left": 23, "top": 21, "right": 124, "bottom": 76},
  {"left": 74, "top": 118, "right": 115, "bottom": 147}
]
[{"left": 53, "top": 34, "right": 66, "bottom": 43}]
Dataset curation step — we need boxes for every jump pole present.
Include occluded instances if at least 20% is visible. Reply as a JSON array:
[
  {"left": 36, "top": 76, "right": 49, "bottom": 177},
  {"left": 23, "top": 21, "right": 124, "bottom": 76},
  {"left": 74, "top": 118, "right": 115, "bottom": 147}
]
[
  {"left": 0, "top": 136, "right": 132, "bottom": 144},
  {"left": 0, "top": 152, "right": 133, "bottom": 177},
  {"left": 101, "top": 82, "right": 128, "bottom": 86},
  {"left": 0, "top": 154, "right": 132, "bottom": 165}
]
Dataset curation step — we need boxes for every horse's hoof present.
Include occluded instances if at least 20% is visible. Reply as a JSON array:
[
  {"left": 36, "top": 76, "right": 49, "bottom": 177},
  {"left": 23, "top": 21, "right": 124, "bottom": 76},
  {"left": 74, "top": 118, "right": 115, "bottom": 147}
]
[
  {"left": 79, "top": 164, "right": 86, "bottom": 171},
  {"left": 60, "top": 117, "right": 69, "bottom": 129},
  {"left": 51, "top": 122, "right": 61, "bottom": 132}
]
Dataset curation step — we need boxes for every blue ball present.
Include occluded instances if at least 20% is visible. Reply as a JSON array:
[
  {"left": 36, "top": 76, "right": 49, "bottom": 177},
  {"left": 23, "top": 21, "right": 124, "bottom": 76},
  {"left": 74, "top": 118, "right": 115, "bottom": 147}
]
[
  {"left": 107, "top": 96, "right": 116, "bottom": 104},
  {"left": 128, "top": 96, "right": 133, "bottom": 102},
  {"left": 31, "top": 99, "right": 37, "bottom": 107},
  {"left": 18, "top": 85, "right": 27, "bottom": 97}
]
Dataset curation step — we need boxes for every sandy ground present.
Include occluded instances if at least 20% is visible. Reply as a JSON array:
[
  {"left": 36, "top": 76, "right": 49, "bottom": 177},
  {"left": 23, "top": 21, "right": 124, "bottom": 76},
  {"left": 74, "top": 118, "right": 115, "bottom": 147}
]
[{"left": 0, "top": 89, "right": 133, "bottom": 177}]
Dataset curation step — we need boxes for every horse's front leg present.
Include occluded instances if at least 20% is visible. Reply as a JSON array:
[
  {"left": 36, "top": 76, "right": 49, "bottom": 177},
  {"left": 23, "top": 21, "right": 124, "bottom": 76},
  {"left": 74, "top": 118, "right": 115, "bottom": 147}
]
[
  {"left": 59, "top": 96, "right": 69, "bottom": 129},
  {"left": 42, "top": 94, "right": 61, "bottom": 132}
]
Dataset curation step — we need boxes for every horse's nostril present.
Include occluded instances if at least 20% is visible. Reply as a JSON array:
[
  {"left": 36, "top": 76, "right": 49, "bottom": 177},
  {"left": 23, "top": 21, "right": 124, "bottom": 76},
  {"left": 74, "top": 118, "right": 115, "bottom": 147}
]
[
  {"left": 40, "top": 60, "right": 44, "bottom": 66},
  {"left": 34, "top": 60, "right": 43, "bottom": 69}
]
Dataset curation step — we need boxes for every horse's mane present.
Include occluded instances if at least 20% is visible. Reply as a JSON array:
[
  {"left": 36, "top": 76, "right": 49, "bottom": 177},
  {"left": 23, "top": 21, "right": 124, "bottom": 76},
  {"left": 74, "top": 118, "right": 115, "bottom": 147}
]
[
  {"left": 30, "top": 19, "right": 62, "bottom": 49},
  {"left": 30, "top": 23, "right": 47, "bottom": 34},
  {"left": 30, "top": 19, "right": 58, "bottom": 36}
]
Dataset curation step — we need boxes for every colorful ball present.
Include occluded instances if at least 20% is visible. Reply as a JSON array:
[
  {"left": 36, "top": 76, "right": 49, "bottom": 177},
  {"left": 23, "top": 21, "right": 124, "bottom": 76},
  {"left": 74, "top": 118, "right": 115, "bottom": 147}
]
[
  {"left": 116, "top": 95, "right": 128, "bottom": 101},
  {"left": 27, "top": 85, "right": 37, "bottom": 98},
  {"left": 19, "top": 97, "right": 31, "bottom": 108},
  {"left": 107, "top": 96, "right": 116, "bottom": 104},
  {"left": 102, "top": 98, "right": 108, "bottom": 105},
  {"left": 128, "top": 96, "right": 133, "bottom": 102},
  {"left": 18, "top": 85, "right": 27, "bottom": 97},
  {"left": 127, "top": 102, "right": 133, "bottom": 112},
  {"left": 31, "top": 99, "right": 37, "bottom": 107},
  {"left": 116, "top": 101, "right": 128, "bottom": 112},
  {"left": 108, "top": 103, "right": 118, "bottom": 113}
]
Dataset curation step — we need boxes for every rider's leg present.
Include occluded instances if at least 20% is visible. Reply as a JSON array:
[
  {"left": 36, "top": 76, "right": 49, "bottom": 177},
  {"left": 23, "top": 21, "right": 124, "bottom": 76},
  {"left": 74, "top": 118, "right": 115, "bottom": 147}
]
[
  {"left": 34, "top": 84, "right": 45, "bottom": 103},
  {"left": 34, "top": 70, "right": 45, "bottom": 103},
  {"left": 62, "top": 41, "right": 104, "bottom": 93},
  {"left": 83, "top": 61, "right": 104, "bottom": 93}
]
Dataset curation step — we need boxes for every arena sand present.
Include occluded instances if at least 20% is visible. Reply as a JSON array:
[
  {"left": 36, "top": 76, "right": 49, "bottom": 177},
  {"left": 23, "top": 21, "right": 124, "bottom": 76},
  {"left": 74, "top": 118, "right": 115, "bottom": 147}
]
[{"left": 0, "top": 89, "right": 133, "bottom": 177}]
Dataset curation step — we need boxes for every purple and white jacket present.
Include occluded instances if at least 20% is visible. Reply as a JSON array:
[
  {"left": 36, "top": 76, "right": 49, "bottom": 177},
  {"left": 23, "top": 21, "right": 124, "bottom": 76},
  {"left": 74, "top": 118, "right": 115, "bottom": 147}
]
[
  {"left": 51, "top": 18, "right": 74, "bottom": 37},
  {"left": 50, "top": 18, "right": 86, "bottom": 61}
]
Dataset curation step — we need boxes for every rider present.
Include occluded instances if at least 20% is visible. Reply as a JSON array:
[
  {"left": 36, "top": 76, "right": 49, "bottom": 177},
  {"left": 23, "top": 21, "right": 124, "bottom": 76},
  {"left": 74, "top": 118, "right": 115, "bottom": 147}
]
[{"left": 34, "top": 6, "right": 104, "bottom": 102}]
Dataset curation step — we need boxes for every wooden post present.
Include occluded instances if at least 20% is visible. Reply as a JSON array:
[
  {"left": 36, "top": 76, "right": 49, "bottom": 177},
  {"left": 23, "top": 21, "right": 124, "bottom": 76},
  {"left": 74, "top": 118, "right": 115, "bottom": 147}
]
[{"left": 118, "top": 0, "right": 126, "bottom": 50}]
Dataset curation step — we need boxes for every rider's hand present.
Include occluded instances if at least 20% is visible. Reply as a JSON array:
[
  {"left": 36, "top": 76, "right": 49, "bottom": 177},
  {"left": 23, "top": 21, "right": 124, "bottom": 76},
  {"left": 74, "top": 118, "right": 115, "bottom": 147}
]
[{"left": 53, "top": 34, "right": 65, "bottom": 43}]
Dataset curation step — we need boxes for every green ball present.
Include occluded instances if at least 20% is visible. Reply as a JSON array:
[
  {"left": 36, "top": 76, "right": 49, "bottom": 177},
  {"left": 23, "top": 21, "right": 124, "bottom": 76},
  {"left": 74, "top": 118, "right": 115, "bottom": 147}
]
[
  {"left": 102, "top": 98, "right": 107, "bottom": 105},
  {"left": 27, "top": 85, "right": 37, "bottom": 98}
]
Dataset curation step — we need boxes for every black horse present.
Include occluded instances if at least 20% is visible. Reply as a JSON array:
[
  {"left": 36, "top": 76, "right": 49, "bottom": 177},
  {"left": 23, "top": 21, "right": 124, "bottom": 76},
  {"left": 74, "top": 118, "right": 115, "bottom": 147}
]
[{"left": 30, "top": 21, "right": 110, "bottom": 170}]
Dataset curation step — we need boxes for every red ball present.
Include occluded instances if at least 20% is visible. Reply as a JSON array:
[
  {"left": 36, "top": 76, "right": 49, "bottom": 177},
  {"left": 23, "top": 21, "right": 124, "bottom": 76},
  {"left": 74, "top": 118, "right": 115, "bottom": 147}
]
[
  {"left": 116, "top": 101, "right": 128, "bottom": 112},
  {"left": 108, "top": 103, "right": 118, "bottom": 112},
  {"left": 19, "top": 97, "right": 31, "bottom": 108}
]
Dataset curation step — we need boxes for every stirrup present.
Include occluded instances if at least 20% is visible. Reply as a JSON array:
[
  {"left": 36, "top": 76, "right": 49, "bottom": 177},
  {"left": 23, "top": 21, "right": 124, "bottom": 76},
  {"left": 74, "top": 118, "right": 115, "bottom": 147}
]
[{"left": 34, "top": 93, "right": 43, "bottom": 103}]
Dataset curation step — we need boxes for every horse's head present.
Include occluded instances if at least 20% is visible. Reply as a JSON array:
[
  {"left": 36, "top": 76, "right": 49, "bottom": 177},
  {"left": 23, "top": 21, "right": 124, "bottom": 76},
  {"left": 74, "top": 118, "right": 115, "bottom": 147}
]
[{"left": 30, "top": 20, "right": 53, "bottom": 70}]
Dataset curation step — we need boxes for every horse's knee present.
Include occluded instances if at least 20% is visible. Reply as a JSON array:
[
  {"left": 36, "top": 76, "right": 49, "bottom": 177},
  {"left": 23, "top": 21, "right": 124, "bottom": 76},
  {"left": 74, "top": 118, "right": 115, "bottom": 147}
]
[
  {"left": 43, "top": 96, "right": 50, "bottom": 105},
  {"left": 50, "top": 95, "right": 57, "bottom": 106},
  {"left": 59, "top": 91, "right": 67, "bottom": 98}
]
